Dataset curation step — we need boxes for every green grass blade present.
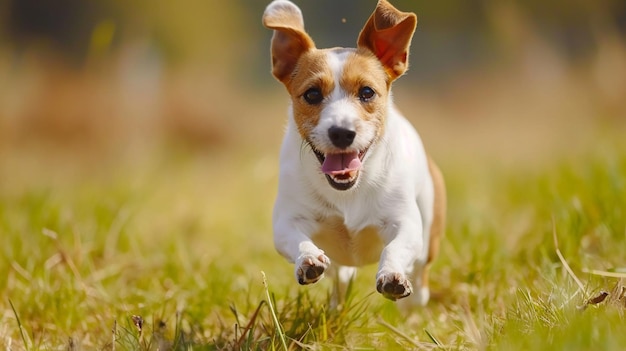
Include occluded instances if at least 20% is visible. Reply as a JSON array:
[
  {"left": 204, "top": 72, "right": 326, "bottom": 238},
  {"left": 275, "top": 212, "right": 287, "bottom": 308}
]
[
  {"left": 262, "top": 271, "right": 289, "bottom": 351},
  {"left": 424, "top": 328, "right": 442, "bottom": 346},
  {"left": 9, "top": 299, "right": 30, "bottom": 350}
]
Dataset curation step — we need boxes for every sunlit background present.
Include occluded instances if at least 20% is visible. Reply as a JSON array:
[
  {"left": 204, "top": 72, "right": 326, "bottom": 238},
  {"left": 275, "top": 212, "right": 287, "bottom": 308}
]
[
  {"left": 1, "top": 1, "right": 626, "bottom": 347},
  {"left": 1, "top": 0, "right": 625, "bottom": 169}
]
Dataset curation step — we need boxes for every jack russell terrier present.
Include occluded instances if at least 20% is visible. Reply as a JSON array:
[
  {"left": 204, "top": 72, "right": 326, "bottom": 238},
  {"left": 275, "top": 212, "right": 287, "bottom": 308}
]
[{"left": 263, "top": 0, "right": 446, "bottom": 305}]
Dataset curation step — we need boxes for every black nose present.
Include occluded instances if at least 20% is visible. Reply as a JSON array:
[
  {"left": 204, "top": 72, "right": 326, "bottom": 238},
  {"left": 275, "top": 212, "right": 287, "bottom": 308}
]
[{"left": 328, "top": 126, "right": 356, "bottom": 149}]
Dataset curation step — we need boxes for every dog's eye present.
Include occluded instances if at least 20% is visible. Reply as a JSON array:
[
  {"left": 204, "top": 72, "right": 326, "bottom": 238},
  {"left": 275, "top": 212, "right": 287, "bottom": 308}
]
[
  {"left": 303, "top": 88, "right": 323, "bottom": 105},
  {"left": 358, "top": 86, "right": 376, "bottom": 102}
]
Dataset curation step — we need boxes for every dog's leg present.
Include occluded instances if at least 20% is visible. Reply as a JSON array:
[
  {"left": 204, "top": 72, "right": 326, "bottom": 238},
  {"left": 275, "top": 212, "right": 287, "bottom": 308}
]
[
  {"left": 292, "top": 240, "right": 330, "bottom": 285},
  {"left": 400, "top": 262, "right": 429, "bottom": 307},
  {"left": 295, "top": 249, "right": 331, "bottom": 285},
  {"left": 375, "top": 210, "right": 425, "bottom": 301},
  {"left": 376, "top": 258, "right": 418, "bottom": 301},
  {"left": 328, "top": 265, "right": 357, "bottom": 308},
  {"left": 274, "top": 216, "right": 330, "bottom": 285},
  {"left": 400, "top": 157, "right": 446, "bottom": 307}
]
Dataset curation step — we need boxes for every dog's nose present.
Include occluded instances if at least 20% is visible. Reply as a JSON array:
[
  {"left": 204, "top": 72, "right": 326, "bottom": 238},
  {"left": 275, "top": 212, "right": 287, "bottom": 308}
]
[{"left": 328, "top": 126, "right": 356, "bottom": 149}]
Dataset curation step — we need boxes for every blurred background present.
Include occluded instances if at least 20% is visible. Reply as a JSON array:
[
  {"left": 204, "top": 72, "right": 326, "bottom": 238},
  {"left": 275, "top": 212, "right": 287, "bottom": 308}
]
[
  {"left": 0, "top": 0, "right": 625, "bottom": 168},
  {"left": 1, "top": 2, "right": 625, "bottom": 346}
]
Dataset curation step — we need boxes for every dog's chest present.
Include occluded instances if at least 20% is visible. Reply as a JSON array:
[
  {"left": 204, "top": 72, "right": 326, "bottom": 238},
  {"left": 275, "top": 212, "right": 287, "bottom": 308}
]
[{"left": 310, "top": 216, "right": 384, "bottom": 266}]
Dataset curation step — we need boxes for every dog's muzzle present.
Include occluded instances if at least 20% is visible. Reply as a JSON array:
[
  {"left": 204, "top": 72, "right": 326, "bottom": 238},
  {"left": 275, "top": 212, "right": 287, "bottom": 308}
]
[{"left": 312, "top": 146, "right": 369, "bottom": 191}]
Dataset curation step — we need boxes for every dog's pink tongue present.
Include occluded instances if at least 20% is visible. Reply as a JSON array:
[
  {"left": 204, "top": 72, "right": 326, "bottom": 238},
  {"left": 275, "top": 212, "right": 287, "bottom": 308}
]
[{"left": 321, "top": 152, "right": 361, "bottom": 175}]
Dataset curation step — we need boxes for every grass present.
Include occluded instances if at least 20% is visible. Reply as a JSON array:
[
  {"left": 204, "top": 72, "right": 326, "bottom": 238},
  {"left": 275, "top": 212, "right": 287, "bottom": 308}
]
[{"left": 1, "top": 132, "right": 625, "bottom": 350}]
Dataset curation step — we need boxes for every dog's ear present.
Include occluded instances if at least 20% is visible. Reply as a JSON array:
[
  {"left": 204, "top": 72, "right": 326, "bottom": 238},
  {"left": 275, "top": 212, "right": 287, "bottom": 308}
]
[
  {"left": 263, "top": 0, "right": 315, "bottom": 83},
  {"left": 357, "top": 0, "right": 417, "bottom": 81}
]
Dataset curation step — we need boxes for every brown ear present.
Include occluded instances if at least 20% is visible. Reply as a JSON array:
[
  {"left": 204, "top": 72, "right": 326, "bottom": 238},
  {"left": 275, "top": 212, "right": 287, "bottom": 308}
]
[
  {"left": 262, "top": 0, "right": 315, "bottom": 83},
  {"left": 357, "top": 0, "right": 417, "bottom": 81}
]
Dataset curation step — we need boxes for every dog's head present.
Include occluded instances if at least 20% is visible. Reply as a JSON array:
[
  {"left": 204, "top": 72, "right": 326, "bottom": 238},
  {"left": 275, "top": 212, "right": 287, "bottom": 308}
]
[{"left": 263, "top": 0, "right": 417, "bottom": 191}]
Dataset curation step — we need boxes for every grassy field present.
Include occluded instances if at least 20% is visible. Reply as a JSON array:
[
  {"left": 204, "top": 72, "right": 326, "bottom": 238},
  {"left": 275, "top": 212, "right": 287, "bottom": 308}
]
[
  {"left": 1, "top": 0, "right": 625, "bottom": 348},
  {"left": 1, "top": 123, "right": 625, "bottom": 350}
]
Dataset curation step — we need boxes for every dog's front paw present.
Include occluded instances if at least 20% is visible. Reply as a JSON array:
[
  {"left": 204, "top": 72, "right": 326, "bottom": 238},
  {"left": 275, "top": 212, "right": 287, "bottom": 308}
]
[
  {"left": 295, "top": 253, "right": 330, "bottom": 285},
  {"left": 376, "top": 272, "right": 413, "bottom": 301}
]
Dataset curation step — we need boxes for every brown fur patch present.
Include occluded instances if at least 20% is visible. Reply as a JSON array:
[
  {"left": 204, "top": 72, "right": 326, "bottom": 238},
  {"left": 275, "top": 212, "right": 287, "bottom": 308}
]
[
  {"left": 418, "top": 156, "right": 446, "bottom": 291},
  {"left": 311, "top": 216, "right": 384, "bottom": 267},
  {"left": 426, "top": 157, "right": 446, "bottom": 264},
  {"left": 286, "top": 50, "right": 334, "bottom": 140}
]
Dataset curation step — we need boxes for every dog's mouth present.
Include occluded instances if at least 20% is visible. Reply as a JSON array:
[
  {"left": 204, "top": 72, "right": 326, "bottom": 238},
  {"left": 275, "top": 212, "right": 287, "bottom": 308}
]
[{"left": 312, "top": 146, "right": 370, "bottom": 191}]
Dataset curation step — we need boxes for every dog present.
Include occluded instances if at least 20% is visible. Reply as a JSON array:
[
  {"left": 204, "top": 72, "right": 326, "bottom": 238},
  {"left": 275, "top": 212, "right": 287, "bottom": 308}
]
[{"left": 263, "top": 0, "right": 446, "bottom": 306}]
